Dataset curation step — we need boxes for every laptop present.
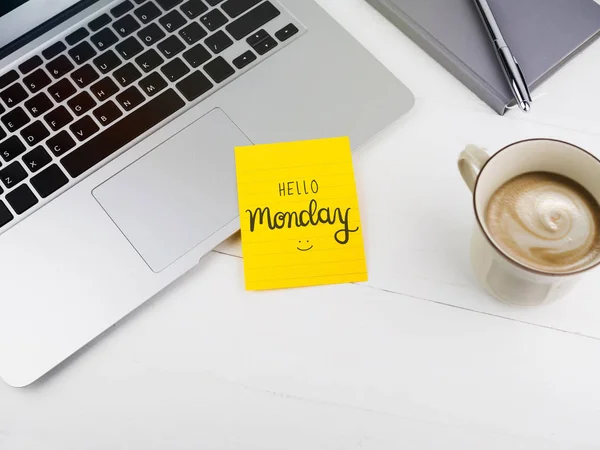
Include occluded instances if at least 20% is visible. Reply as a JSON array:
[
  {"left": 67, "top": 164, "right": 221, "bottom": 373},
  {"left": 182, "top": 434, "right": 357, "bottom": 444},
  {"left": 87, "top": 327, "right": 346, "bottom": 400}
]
[{"left": 0, "top": 0, "right": 414, "bottom": 387}]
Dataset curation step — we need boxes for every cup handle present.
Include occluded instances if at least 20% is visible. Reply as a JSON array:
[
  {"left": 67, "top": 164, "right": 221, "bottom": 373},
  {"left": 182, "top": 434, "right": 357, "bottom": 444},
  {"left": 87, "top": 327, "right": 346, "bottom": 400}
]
[{"left": 458, "top": 145, "right": 490, "bottom": 192}]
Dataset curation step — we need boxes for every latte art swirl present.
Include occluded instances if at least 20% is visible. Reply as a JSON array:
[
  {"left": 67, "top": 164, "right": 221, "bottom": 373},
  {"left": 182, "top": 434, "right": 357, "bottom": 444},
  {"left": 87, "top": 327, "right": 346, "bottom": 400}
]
[{"left": 485, "top": 172, "right": 600, "bottom": 273}]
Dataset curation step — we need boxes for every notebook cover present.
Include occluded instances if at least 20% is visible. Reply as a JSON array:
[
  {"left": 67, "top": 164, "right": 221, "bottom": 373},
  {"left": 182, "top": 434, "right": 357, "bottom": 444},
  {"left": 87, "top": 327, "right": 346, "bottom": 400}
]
[{"left": 366, "top": 0, "right": 600, "bottom": 114}]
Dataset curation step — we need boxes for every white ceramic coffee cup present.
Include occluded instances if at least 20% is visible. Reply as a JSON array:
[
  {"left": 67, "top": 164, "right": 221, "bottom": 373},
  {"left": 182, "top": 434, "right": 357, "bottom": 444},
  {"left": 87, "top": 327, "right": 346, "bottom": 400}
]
[{"left": 458, "top": 138, "right": 600, "bottom": 307}]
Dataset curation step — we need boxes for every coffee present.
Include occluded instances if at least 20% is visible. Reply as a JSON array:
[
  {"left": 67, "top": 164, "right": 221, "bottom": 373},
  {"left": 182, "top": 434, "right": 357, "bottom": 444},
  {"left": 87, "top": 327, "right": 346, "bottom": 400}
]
[{"left": 485, "top": 172, "right": 600, "bottom": 274}]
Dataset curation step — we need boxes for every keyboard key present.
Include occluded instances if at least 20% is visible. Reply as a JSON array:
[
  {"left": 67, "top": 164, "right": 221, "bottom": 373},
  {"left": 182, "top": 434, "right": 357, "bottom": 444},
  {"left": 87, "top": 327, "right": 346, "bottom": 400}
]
[
  {"left": 93, "top": 50, "right": 122, "bottom": 74},
  {"left": 67, "top": 92, "right": 97, "bottom": 116},
  {"left": 275, "top": 23, "right": 299, "bottom": 41},
  {"left": 135, "top": 1, "right": 162, "bottom": 24},
  {"left": 111, "top": 0, "right": 134, "bottom": 17},
  {"left": 176, "top": 70, "right": 213, "bottom": 100},
  {"left": 23, "top": 146, "right": 52, "bottom": 173},
  {"left": 7, "top": 184, "right": 38, "bottom": 214},
  {"left": 116, "top": 36, "right": 144, "bottom": 59},
  {"left": 46, "top": 55, "right": 75, "bottom": 79},
  {"left": 200, "top": 9, "right": 228, "bottom": 31},
  {"left": 160, "top": 57, "right": 189, "bottom": 81},
  {"left": 158, "top": 35, "right": 185, "bottom": 58},
  {"left": 0, "top": 125, "right": 5, "bottom": 141},
  {"left": 232, "top": 50, "right": 256, "bottom": 69},
  {"left": 206, "top": 0, "right": 224, "bottom": 5},
  {"left": 42, "top": 42, "right": 67, "bottom": 60},
  {"left": 20, "top": 121, "right": 50, "bottom": 147},
  {"left": 180, "top": 0, "right": 208, "bottom": 19},
  {"left": 113, "top": 14, "right": 141, "bottom": 37},
  {"left": 0, "top": 71, "right": 19, "bottom": 90},
  {"left": 1, "top": 83, "right": 29, "bottom": 108},
  {"left": 70, "top": 116, "right": 100, "bottom": 141},
  {"left": 135, "top": 49, "right": 164, "bottom": 72},
  {"left": 179, "top": 22, "right": 207, "bottom": 44},
  {"left": 156, "top": 0, "right": 184, "bottom": 10},
  {"left": 47, "top": 131, "right": 76, "bottom": 156},
  {"left": 205, "top": 30, "right": 233, "bottom": 53},
  {"left": 226, "top": 1, "right": 280, "bottom": 40},
  {"left": 93, "top": 101, "right": 123, "bottom": 126},
  {"left": 0, "top": 136, "right": 27, "bottom": 161},
  {"left": 246, "top": 29, "right": 268, "bottom": 46},
  {"left": 1, "top": 108, "right": 30, "bottom": 132},
  {"left": 222, "top": 0, "right": 261, "bottom": 18},
  {"left": 139, "top": 72, "right": 167, "bottom": 96},
  {"left": 138, "top": 23, "right": 167, "bottom": 46},
  {"left": 204, "top": 56, "right": 234, "bottom": 82},
  {"left": 71, "top": 64, "right": 100, "bottom": 88},
  {"left": 6, "top": 183, "right": 38, "bottom": 214},
  {"left": 91, "top": 28, "right": 119, "bottom": 51},
  {"left": 89, "top": 14, "right": 112, "bottom": 32},
  {"left": 24, "top": 93, "right": 53, "bottom": 117},
  {"left": 133, "top": 0, "right": 146, "bottom": 4},
  {"left": 23, "top": 69, "right": 51, "bottom": 93},
  {"left": 66, "top": 28, "right": 90, "bottom": 46},
  {"left": 62, "top": 89, "right": 185, "bottom": 178},
  {"left": 44, "top": 106, "right": 73, "bottom": 131},
  {"left": 18, "top": 56, "right": 43, "bottom": 75},
  {"left": 90, "top": 77, "right": 119, "bottom": 101},
  {"left": 0, "top": 162, "right": 27, "bottom": 189},
  {"left": 182, "top": 43, "right": 211, "bottom": 67},
  {"left": 68, "top": 41, "right": 97, "bottom": 65},
  {"left": 31, "top": 164, "right": 69, "bottom": 198},
  {"left": 116, "top": 86, "right": 145, "bottom": 111},
  {"left": 253, "top": 35, "right": 277, "bottom": 55},
  {"left": 48, "top": 78, "right": 77, "bottom": 102},
  {"left": 114, "top": 63, "right": 142, "bottom": 86},
  {"left": 0, "top": 201, "right": 13, "bottom": 227},
  {"left": 159, "top": 10, "right": 187, "bottom": 32}
]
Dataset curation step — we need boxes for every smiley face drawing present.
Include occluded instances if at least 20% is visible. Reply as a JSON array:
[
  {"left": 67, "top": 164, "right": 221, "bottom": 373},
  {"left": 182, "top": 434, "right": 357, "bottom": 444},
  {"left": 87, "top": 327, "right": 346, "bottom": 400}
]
[{"left": 297, "top": 240, "right": 313, "bottom": 252}]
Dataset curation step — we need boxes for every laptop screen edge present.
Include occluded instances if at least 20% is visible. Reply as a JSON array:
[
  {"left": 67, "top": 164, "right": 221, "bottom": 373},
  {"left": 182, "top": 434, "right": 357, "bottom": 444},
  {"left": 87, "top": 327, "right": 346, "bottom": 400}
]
[{"left": 0, "top": 0, "right": 82, "bottom": 50}]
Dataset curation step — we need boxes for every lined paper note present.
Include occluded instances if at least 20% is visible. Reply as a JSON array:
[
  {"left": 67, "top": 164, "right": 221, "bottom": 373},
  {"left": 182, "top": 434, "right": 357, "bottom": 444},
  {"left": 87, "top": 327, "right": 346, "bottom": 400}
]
[{"left": 235, "top": 136, "right": 368, "bottom": 290}]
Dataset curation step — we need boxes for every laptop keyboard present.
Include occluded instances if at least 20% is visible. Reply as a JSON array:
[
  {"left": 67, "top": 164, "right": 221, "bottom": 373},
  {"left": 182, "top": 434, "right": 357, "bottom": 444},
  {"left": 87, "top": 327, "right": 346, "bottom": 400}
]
[{"left": 0, "top": 0, "right": 302, "bottom": 232}]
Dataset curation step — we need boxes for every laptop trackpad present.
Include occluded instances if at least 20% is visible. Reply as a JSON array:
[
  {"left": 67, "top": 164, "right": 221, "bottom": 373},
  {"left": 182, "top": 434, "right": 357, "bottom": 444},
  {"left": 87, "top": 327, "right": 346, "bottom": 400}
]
[{"left": 93, "top": 108, "right": 252, "bottom": 272}]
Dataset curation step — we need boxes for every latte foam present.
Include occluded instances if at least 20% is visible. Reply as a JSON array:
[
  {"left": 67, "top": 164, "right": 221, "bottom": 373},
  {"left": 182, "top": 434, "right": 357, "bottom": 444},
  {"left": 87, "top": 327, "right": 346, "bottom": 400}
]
[{"left": 485, "top": 172, "right": 600, "bottom": 273}]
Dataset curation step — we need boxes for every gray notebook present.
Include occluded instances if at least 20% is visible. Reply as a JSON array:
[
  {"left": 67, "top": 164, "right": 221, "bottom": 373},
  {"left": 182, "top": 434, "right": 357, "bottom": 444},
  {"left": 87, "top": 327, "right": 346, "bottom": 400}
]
[{"left": 366, "top": 0, "right": 600, "bottom": 114}]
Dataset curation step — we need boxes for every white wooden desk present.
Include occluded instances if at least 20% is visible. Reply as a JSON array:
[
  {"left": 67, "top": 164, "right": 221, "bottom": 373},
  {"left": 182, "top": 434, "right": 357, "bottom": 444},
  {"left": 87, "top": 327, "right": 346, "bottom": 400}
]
[{"left": 3, "top": 1, "right": 600, "bottom": 448}]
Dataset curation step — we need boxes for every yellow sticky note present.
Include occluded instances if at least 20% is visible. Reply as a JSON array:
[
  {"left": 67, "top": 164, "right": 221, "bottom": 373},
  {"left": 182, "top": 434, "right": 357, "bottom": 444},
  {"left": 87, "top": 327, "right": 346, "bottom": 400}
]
[{"left": 235, "top": 136, "right": 368, "bottom": 291}]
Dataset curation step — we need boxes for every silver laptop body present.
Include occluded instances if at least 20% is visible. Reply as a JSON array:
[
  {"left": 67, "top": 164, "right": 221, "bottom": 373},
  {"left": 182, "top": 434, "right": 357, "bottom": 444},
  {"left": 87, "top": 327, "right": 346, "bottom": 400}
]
[{"left": 0, "top": 0, "right": 414, "bottom": 387}]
